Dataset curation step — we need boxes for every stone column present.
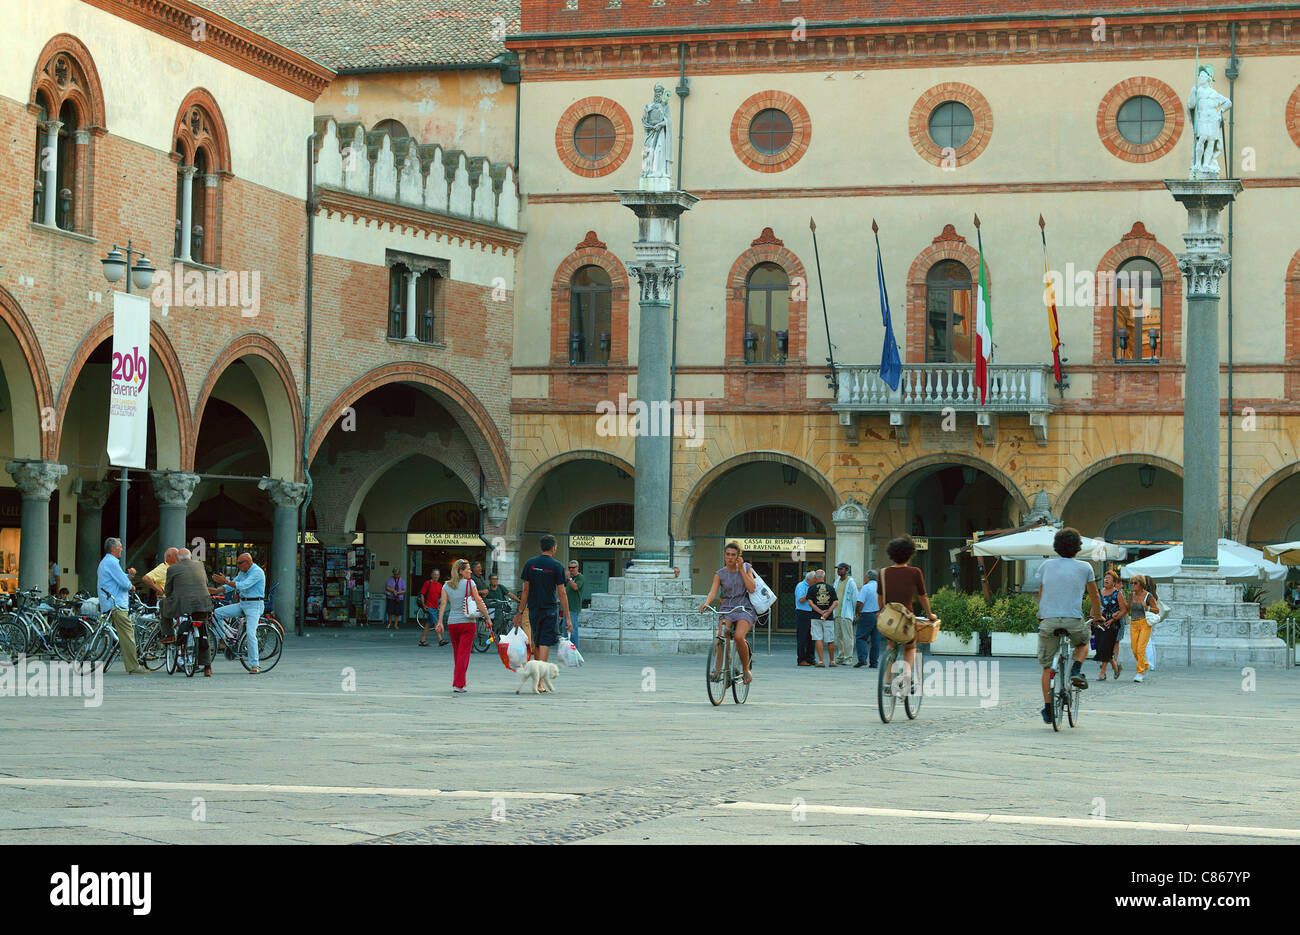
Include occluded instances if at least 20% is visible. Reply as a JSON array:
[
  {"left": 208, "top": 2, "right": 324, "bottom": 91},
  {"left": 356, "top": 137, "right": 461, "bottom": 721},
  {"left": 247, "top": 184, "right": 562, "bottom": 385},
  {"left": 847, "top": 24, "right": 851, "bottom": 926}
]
[
  {"left": 616, "top": 189, "right": 699, "bottom": 575},
  {"left": 5, "top": 460, "right": 67, "bottom": 591},
  {"left": 77, "top": 480, "right": 115, "bottom": 589},
  {"left": 152, "top": 472, "right": 199, "bottom": 562},
  {"left": 404, "top": 268, "right": 418, "bottom": 340},
  {"left": 673, "top": 539, "right": 694, "bottom": 582},
  {"left": 482, "top": 496, "right": 513, "bottom": 581},
  {"left": 832, "top": 498, "right": 869, "bottom": 582},
  {"left": 178, "top": 164, "right": 197, "bottom": 261},
  {"left": 259, "top": 478, "right": 308, "bottom": 628},
  {"left": 41, "top": 120, "right": 61, "bottom": 227}
]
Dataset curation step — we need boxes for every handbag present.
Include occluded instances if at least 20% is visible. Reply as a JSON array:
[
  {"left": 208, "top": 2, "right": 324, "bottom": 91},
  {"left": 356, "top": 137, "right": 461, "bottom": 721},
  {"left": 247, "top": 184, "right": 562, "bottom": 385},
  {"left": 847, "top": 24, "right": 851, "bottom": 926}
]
[
  {"left": 748, "top": 566, "right": 776, "bottom": 615},
  {"left": 875, "top": 567, "right": 917, "bottom": 644},
  {"left": 463, "top": 583, "right": 482, "bottom": 619}
]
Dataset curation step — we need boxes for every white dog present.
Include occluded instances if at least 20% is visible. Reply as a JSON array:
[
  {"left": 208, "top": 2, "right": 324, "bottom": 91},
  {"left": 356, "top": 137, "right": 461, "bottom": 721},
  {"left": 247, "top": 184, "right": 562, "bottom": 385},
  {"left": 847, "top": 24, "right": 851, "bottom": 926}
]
[{"left": 516, "top": 659, "right": 559, "bottom": 694}]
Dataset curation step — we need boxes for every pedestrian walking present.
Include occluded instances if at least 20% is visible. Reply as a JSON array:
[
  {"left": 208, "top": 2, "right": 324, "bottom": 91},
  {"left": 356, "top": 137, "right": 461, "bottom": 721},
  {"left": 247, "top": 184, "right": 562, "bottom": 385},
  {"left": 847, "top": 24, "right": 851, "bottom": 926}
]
[
  {"left": 854, "top": 570, "right": 880, "bottom": 668},
  {"left": 212, "top": 553, "right": 266, "bottom": 675},
  {"left": 809, "top": 569, "right": 838, "bottom": 666},
  {"left": 565, "top": 560, "right": 584, "bottom": 649},
  {"left": 514, "top": 535, "right": 572, "bottom": 669},
  {"left": 49, "top": 560, "right": 61, "bottom": 595},
  {"left": 1128, "top": 574, "right": 1159, "bottom": 683},
  {"left": 794, "top": 570, "right": 815, "bottom": 666},
  {"left": 1092, "top": 569, "right": 1128, "bottom": 680},
  {"left": 434, "top": 558, "right": 491, "bottom": 693},
  {"left": 418, "top": 569, "right": 446, "bottom": 646},
  {"left": 98, "top": 537, "right": 146, "bottom": 674},
  {"left": 833, "top": 563, "right": 858, "bottom": 665},
  {"left": 385, "top": 568, "right": 406, "bottom": 629}
]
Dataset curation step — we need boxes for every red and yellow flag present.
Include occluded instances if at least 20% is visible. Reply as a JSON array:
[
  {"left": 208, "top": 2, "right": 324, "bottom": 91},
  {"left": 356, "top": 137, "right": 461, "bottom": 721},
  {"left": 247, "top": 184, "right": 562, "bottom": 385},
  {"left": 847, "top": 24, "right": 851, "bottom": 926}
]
[{"left": 1039, "top": 215, "right": 1063, "bottom": 384}]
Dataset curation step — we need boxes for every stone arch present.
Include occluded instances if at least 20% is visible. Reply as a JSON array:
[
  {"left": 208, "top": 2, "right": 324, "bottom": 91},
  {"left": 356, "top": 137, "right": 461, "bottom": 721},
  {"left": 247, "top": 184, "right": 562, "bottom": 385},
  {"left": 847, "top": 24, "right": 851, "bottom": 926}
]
[
  {"left": 724, "top": 228, "right": 808, "bottom": 364},
  {"left": 675, "top": 450, "right": 838, "bottom": 541},
  {"left": 562, "top": 497, "right": 635, "bottom": 541},
  {"left": 1052, "top": 452, "right": 1184, "bottom": 518},
  {"left": 192, "top": 333, "right": 302, "bottom": 479},
  {"left": 0, "top": 285, "right": 55, "bottom": 460},
  {"left": 1237, "top": 460, "right": 1300, "bottom": 544},
  {"left": 1093, "top": 221, "right": 1183, "bottom": 367},
  {"left": 507, "top": 449, "right": 635, "bottom": 539},
  {"left": 343, "top": 443, "right": 481, "bottom": 534},
  {"left": 866, "top": 452, "right": 1031, "bottom": 523},
  {"left": 53, "top": 313, "right": 192, "bottom": 469},
  {"left": 29, "top": 33, "right": 107, "bottom": 130},
  {"left": 172, "top": 88, "right": 232, "bottom": 171},
  {"left": 309, "top": 362, "right": 507, "bottom": 495},
  {"left": 905, "top": 223, "right": 984, "bottom": 362}
]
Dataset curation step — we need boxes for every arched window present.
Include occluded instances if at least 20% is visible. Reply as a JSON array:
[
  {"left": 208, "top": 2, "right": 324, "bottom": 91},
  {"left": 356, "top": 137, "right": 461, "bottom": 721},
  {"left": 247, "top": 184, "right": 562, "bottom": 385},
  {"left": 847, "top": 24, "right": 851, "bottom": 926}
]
[
  {"left": 373, "top": 118, "right": 411, "bottom": 142},
  {"left": 1113, "top": 257, "right": 1163, "bottom": 362},
  {"left": 745, "top": 263, "right": 789, "bottom": 363},
  {"left": 173, "top": 95, "right": 229, "bottom": 266},
  {"left": 925, "top": 260, "right": 973, "bottom": 363},
  {"left": 30, "top": 39, "right": 104, "bottom": 233},
  {"left": 387, "top": 263, "right": 441, "bottom": 343},
  {"left": 388, "top": 263, "right": 409, "bottom": 338},
  {"left": 569, "top": 265, "right": 612, "bottom": 366}
]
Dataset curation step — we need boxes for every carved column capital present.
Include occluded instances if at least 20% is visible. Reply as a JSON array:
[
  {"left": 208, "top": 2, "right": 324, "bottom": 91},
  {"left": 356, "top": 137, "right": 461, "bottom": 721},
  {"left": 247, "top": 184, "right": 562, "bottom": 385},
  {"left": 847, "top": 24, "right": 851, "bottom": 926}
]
[
  {"left": 152, "top": 471, "right": 201, "bottom": 508},
  {"left": 259, "top": 477, "right": 309, "bottom": 510},
  {"left": 80, "top": 480, "right": 115, "bottom": 511},
  {"left": 484, "top": 496, "right": 510, "bottom": 528},
  {"left": 5, "top": 460, "right": 67, "bottom": 500}
]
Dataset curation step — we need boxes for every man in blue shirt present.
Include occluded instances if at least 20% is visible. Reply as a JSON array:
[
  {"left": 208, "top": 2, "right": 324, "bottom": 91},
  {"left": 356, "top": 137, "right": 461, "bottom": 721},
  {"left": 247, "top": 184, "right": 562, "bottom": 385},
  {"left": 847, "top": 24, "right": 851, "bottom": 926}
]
[
  {"left": 794, "top": 570, "right": 815, "bottom": 667},
  {"left": 97, "top": 537, "right": 146, "bottom": 674},
  {"left": 213, "top": 553, "right": 266, "bottom": 673},
  {"left": 854, "top": 570, "right": 881, "bottom": 668}
]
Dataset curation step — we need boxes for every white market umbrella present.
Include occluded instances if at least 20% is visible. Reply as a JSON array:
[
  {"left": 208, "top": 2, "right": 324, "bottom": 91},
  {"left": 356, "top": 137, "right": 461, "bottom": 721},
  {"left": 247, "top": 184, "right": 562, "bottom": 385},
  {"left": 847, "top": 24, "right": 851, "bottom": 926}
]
[
  {"left": 1121, "top": 539, "right": 1287, "bottom": 582},
  {"left": 1263, "top": 541, "right": 1300, "bottom": 566},
  {"left": 972, "top": 526, "right": 1126, "bottom": 562}
]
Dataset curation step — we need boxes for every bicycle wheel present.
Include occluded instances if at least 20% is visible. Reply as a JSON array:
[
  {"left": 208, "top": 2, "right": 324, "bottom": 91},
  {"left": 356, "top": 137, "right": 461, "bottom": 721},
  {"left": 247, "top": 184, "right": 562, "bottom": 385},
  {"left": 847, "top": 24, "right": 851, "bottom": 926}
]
[
  {"left": 165, "top": 637, "right": 179, "bottom": 675},
  {"left": 1067, "top": 684, "right": 1081, "bottom": 727},
  {"left": 706, "top": 636, "right": 727, "bottom": 706},
  {"left": 731, "top": 638, "right": 750, "bottom": 705},
  {"left": 80, "top": 627, "right": 112, "bottom": 666},
  {"left": 242, "top": 624, "right": 283, "bottom": 673},
  {"left": 878, "top": 644, "right": 898, "bottom": 723},
  {"left": 1051, "top": 661, "right": 1065, "bottom": 732},
  {"left": 904, "top": 648, "right": 923, "bottom": 719},
  {"left": 138, "top": 629, "right": 165, "bottom": 671},
  {"left": 0, "top": 617, "right": 26, "bottom": 663},
  {"left": 473, "top": 621, "right": 492, "bottom": 653}
]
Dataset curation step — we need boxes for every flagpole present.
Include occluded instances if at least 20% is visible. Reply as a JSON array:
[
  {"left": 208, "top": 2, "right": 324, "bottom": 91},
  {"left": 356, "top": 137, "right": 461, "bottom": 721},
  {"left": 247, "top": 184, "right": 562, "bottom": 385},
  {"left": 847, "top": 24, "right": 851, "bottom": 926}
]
[
  {"left": 809, "top": 217, "right": 838, "bottom": 395},
  {"left": 1039, "top": 213, "right": 1067, "bottom": 399}
]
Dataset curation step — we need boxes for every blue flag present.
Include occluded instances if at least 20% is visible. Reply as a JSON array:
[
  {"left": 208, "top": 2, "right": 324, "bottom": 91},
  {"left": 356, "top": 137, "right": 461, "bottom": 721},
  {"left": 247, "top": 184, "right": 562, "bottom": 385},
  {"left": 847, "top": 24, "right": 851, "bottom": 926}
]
[{"left": 876, "top": 241, "right": 902, "bottom": 391}]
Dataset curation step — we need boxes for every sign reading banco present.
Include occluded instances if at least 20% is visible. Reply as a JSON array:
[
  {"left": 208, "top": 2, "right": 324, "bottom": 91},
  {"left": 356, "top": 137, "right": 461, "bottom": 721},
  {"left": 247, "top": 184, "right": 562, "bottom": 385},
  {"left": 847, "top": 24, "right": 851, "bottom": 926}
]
[{"left": 570, "top": 535, "right": 635, "bottom": 549}]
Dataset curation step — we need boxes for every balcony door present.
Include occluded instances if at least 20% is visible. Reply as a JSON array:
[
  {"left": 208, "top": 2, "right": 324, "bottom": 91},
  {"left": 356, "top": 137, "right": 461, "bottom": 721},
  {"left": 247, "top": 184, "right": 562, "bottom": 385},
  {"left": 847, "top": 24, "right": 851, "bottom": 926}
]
[{"left": 925, "top": 260, "right": 974, "bottom": 364}]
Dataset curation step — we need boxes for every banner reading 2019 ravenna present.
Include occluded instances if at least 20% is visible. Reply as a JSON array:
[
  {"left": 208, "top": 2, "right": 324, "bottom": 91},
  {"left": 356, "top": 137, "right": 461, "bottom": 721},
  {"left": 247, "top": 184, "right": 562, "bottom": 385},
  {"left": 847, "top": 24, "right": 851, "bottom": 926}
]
[{"left": 106, "top": 291, "right": 151, "bottom": 469}]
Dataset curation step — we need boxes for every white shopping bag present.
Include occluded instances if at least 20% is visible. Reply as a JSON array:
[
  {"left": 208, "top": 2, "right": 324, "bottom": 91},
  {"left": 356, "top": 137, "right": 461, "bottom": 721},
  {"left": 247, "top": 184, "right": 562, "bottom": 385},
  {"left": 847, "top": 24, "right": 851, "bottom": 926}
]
[
  {"left": 557, "top": 637, "right": 584, "bottom": 667},
  {"left": 1147, "top": 639, "right": 1157, "bottom": 669},
  {"left": 504, "top": 626, "right": 529, "bottom": 668}
]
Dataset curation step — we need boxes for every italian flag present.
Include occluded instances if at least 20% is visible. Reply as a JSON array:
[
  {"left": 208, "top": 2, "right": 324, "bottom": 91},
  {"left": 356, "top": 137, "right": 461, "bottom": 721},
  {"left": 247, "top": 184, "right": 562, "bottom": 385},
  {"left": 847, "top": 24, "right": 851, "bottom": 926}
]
[{"left": 974, "top": 236, "right": 992, "bottom": 405}]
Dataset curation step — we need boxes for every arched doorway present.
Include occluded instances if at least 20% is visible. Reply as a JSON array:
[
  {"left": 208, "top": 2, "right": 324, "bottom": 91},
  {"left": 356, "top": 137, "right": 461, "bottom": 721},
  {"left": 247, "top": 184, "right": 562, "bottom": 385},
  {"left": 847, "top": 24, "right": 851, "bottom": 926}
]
[
  {"left": 869, "top": 459, "right": 1025, "bottom": 594},
  {"left": 1060, "top": 460, "right": 1183, "bottom": 562},
  {"left": 567, "top": 501, "right": 634, "bottom": 599},
  {"left": 724, "top": 503, "right": 828, "bottom": 632}
]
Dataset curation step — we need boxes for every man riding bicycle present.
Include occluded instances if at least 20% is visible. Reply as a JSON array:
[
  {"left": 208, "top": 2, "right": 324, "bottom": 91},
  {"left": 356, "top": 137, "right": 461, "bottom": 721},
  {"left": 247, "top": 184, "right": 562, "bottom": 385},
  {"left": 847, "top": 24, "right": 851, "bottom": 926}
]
[
  {"left": 1026, "top": 527, "right": 1102, "bottom": 724},
  {"left": 697, "top": 541, "right": 757, "bottom": 686}
]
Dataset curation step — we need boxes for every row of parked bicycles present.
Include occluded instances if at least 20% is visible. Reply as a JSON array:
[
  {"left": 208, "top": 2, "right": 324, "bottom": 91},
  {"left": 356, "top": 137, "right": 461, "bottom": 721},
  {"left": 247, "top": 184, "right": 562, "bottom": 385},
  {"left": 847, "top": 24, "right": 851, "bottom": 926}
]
[{"left": 0, "top": 587, "right": 283, "bottom": 676}]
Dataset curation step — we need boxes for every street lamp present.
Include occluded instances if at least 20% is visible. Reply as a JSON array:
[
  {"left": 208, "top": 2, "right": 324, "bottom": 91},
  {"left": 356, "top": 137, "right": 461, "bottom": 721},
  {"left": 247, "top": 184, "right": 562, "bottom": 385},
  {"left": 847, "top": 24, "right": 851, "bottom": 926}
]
[
  {"left": 100, "top": 240, "right": 156, "bottom": 565},
  {"left": 1138, "top": 464, "right": 1156, "bottom": 488}
]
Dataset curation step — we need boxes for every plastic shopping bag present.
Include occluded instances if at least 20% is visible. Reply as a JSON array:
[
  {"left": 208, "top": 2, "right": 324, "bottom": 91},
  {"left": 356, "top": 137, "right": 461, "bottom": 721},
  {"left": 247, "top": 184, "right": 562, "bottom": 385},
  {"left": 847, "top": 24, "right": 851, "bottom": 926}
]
[
  {"left": 498, "top": 626, "right": 529, "bottom": 670},
  {"left": 557, "top": 637, "right": 585, "bottom": 668},
  {"left": 1147, "top": 639, "right": 1157, "bottom": 669}
]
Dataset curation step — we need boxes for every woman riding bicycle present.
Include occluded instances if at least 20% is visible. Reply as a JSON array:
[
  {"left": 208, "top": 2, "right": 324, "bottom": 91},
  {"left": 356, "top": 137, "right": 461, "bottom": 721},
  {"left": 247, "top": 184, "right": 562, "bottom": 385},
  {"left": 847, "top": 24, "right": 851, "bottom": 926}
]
[
  {"left": 698, "top": 541, "right": 756, "bottom": 686},
  {"left": 880, "top": 535, "right": 938, "bottom": 691}
]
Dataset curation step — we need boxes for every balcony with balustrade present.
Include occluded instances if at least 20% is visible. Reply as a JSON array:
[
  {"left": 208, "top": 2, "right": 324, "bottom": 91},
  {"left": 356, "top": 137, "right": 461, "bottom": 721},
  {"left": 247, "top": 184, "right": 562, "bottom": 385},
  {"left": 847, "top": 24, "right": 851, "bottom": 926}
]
[{"left": 830, "top": 363, "right": 1055, "bottom": 446}]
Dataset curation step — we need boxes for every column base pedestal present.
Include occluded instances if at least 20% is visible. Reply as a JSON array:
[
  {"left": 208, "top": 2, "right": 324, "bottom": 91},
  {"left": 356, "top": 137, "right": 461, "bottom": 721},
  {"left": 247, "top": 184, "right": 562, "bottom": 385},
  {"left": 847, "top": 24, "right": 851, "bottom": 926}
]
[
  {"left": 1139, "top": 571, "right": 1287, "bottom": 667},
  {"left": 579, "top": 573, "right": 713, "bottom": 654}
]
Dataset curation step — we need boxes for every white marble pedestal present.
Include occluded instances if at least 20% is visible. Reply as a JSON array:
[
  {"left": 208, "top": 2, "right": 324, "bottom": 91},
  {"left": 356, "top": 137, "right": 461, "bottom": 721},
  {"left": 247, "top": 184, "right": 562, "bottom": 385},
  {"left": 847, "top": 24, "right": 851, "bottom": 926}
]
[
  {"left": 1148, "top": 570, "right": 1286, "bottom": 667},
  {"left": 580, "top": 565, "right": 712, "bottom": 654}
]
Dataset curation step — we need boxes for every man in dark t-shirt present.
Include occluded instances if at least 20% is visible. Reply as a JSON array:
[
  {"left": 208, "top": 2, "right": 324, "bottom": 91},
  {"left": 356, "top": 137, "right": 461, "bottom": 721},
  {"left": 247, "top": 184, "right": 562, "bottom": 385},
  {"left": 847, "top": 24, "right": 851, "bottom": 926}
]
[{"left": 514, "top": 534, "right": 571, "bottom": 666}]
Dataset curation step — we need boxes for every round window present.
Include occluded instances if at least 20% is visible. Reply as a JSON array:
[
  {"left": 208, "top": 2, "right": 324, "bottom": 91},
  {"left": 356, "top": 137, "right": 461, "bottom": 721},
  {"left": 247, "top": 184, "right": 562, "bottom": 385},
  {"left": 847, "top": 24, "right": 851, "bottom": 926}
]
[
  {"left": 928, "top": 101, "right": 974, "bottom": 149},
  {"left": 573, "top": 114, "right": 616, "bottom": 161},
  {"left": 748, "top": 109, "right": 794, "bottom": 156},
  {"left": 1116, "top": 95, "right": 1166, "bottom": 145}
]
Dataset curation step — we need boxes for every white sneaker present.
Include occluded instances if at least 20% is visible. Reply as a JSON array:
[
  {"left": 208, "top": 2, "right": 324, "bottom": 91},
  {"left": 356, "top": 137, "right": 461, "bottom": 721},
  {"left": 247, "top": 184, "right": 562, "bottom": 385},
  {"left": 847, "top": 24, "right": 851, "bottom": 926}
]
[{"left": 1133, "top": 673, "right": 1143, "bottom": 682}]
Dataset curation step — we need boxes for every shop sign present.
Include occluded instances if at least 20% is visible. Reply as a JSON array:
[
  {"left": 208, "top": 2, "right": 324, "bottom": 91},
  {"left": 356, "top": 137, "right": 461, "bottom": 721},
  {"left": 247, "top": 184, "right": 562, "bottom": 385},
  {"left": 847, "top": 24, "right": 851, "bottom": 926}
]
[
  {"left": 299, "top": 532, "right": 365, "bottom": 545},
  {"left": 733, "top": 537, "right": 826, "bottom": 554},
  {"left": 570, "top": 535, "right": 635, "bottom": 549},
  {"left": 406, "top": 533, "right": 484, "bottom": 547},
  {"left": 913, "top": 537, "right": 929, "bottom": 551}
]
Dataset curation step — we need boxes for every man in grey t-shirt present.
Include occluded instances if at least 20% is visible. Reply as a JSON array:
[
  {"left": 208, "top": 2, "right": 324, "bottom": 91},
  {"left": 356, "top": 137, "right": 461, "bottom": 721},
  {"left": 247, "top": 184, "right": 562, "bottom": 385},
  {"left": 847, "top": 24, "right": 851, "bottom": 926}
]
[{"left": 1026, "top": 527, "right": 1101, "bottom": 724}]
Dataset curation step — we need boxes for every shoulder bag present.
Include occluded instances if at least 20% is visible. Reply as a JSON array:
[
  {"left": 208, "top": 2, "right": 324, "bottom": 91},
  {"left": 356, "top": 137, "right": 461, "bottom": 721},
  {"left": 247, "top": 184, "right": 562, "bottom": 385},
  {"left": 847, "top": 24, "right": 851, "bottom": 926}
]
[
  {"left": 875, "top": 567, "right": 917, "bottom": 644},
  {"left": 463, "top": 582, "right": 483, "bottom": 619},
  {"left": 747, "top": 564, "right": 777, "bottom": 615}
]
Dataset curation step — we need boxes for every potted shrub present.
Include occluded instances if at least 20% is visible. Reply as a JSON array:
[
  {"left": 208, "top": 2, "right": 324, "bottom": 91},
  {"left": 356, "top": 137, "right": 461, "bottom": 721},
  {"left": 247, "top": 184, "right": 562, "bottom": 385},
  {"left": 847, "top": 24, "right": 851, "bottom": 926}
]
[
  {"left": 927, "top": 587, "right": 978, "bottom": 654},
  {"left": 1265, "top": 600, "right": 1299, "bottom": 662},
  {"left": 1242, "top": 584, "right": 1267, "bottom": 619},
  {"left": 990, "top": 593, "right": 1039, "bottom": 656}
]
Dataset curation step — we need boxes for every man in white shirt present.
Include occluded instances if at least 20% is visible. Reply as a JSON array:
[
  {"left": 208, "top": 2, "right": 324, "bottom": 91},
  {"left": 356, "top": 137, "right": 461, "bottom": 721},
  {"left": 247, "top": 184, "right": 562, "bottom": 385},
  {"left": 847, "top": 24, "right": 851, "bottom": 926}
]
[
  {"left": 833, "top": 563, "right": 858, "bottom": 665},
  {"left": 854, "top": 570, "right": 880, "bottom": 668}
]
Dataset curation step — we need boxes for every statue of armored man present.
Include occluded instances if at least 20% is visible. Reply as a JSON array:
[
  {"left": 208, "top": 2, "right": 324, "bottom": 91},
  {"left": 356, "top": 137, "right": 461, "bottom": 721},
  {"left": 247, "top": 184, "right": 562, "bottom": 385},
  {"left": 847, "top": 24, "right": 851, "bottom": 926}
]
[
  {"left": 640, "top": 83, "right": 673, "bottom": 190},
  {"left": 1188, "top": 63, "right": 1232, "bottom": 179}
]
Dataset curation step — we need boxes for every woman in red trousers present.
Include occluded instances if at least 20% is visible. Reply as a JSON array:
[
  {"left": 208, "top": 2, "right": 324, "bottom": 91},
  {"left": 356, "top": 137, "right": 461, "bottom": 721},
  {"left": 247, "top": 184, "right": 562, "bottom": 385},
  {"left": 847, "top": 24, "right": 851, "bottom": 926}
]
[{"left": 435, "top": 558, "right": 491, "bottom": 694}]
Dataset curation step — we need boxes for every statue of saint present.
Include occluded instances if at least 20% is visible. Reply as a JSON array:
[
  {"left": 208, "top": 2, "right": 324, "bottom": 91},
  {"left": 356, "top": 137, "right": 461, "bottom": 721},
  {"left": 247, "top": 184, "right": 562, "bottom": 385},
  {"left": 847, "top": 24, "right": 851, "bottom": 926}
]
[
  {"left": 641, "top": 83, "right": 673, "bottom": 183},
  {"left": 1188, "top": 64, "right": 1231, "bottom": 179}
]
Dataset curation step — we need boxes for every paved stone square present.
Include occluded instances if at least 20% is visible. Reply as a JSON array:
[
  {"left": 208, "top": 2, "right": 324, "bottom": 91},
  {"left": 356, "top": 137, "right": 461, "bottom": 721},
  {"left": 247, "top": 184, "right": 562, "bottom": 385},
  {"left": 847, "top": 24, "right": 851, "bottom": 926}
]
[{"left": 1, "top": 631, "right": 1297, "bottom": 845}]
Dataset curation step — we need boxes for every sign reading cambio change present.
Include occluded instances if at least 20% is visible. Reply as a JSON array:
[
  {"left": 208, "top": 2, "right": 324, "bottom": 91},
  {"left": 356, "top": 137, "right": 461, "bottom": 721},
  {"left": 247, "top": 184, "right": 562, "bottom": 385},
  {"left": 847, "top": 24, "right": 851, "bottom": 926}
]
[{"left": 106, "top": 291, "right": 151, "bottom": 469}]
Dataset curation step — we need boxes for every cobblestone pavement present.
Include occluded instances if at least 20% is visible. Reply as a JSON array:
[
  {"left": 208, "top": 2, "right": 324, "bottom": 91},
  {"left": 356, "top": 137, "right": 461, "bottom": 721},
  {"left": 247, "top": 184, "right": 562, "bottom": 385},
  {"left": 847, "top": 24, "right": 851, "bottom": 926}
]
[{"left": 1, "top": 629, "right": 1297, "bottom": 844}]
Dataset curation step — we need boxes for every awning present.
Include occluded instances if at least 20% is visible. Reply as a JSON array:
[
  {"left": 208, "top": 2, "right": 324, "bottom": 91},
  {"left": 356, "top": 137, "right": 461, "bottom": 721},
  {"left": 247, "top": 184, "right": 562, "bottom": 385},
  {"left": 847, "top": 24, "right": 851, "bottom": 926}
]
[
  {"left": 971, "top": 525, "right": 1126, "bottom": 562},
  {"left": 1121, "top": 539, "right": 1287, "bottom": 582}
]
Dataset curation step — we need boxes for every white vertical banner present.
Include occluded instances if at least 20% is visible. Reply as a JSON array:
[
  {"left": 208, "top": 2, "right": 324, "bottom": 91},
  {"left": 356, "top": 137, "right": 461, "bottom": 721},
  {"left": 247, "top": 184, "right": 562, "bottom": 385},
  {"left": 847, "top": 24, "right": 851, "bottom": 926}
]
[{"left": 106, "top": 290, "right": 151, "bottom": 468}]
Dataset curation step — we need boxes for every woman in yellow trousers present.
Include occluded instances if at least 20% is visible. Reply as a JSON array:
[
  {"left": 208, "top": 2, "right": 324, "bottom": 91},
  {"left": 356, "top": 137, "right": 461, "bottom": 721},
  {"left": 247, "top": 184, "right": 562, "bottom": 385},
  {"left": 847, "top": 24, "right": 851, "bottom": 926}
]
[{"left": 1128, "top": 575, "right": 1160, "bottom": 683}]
